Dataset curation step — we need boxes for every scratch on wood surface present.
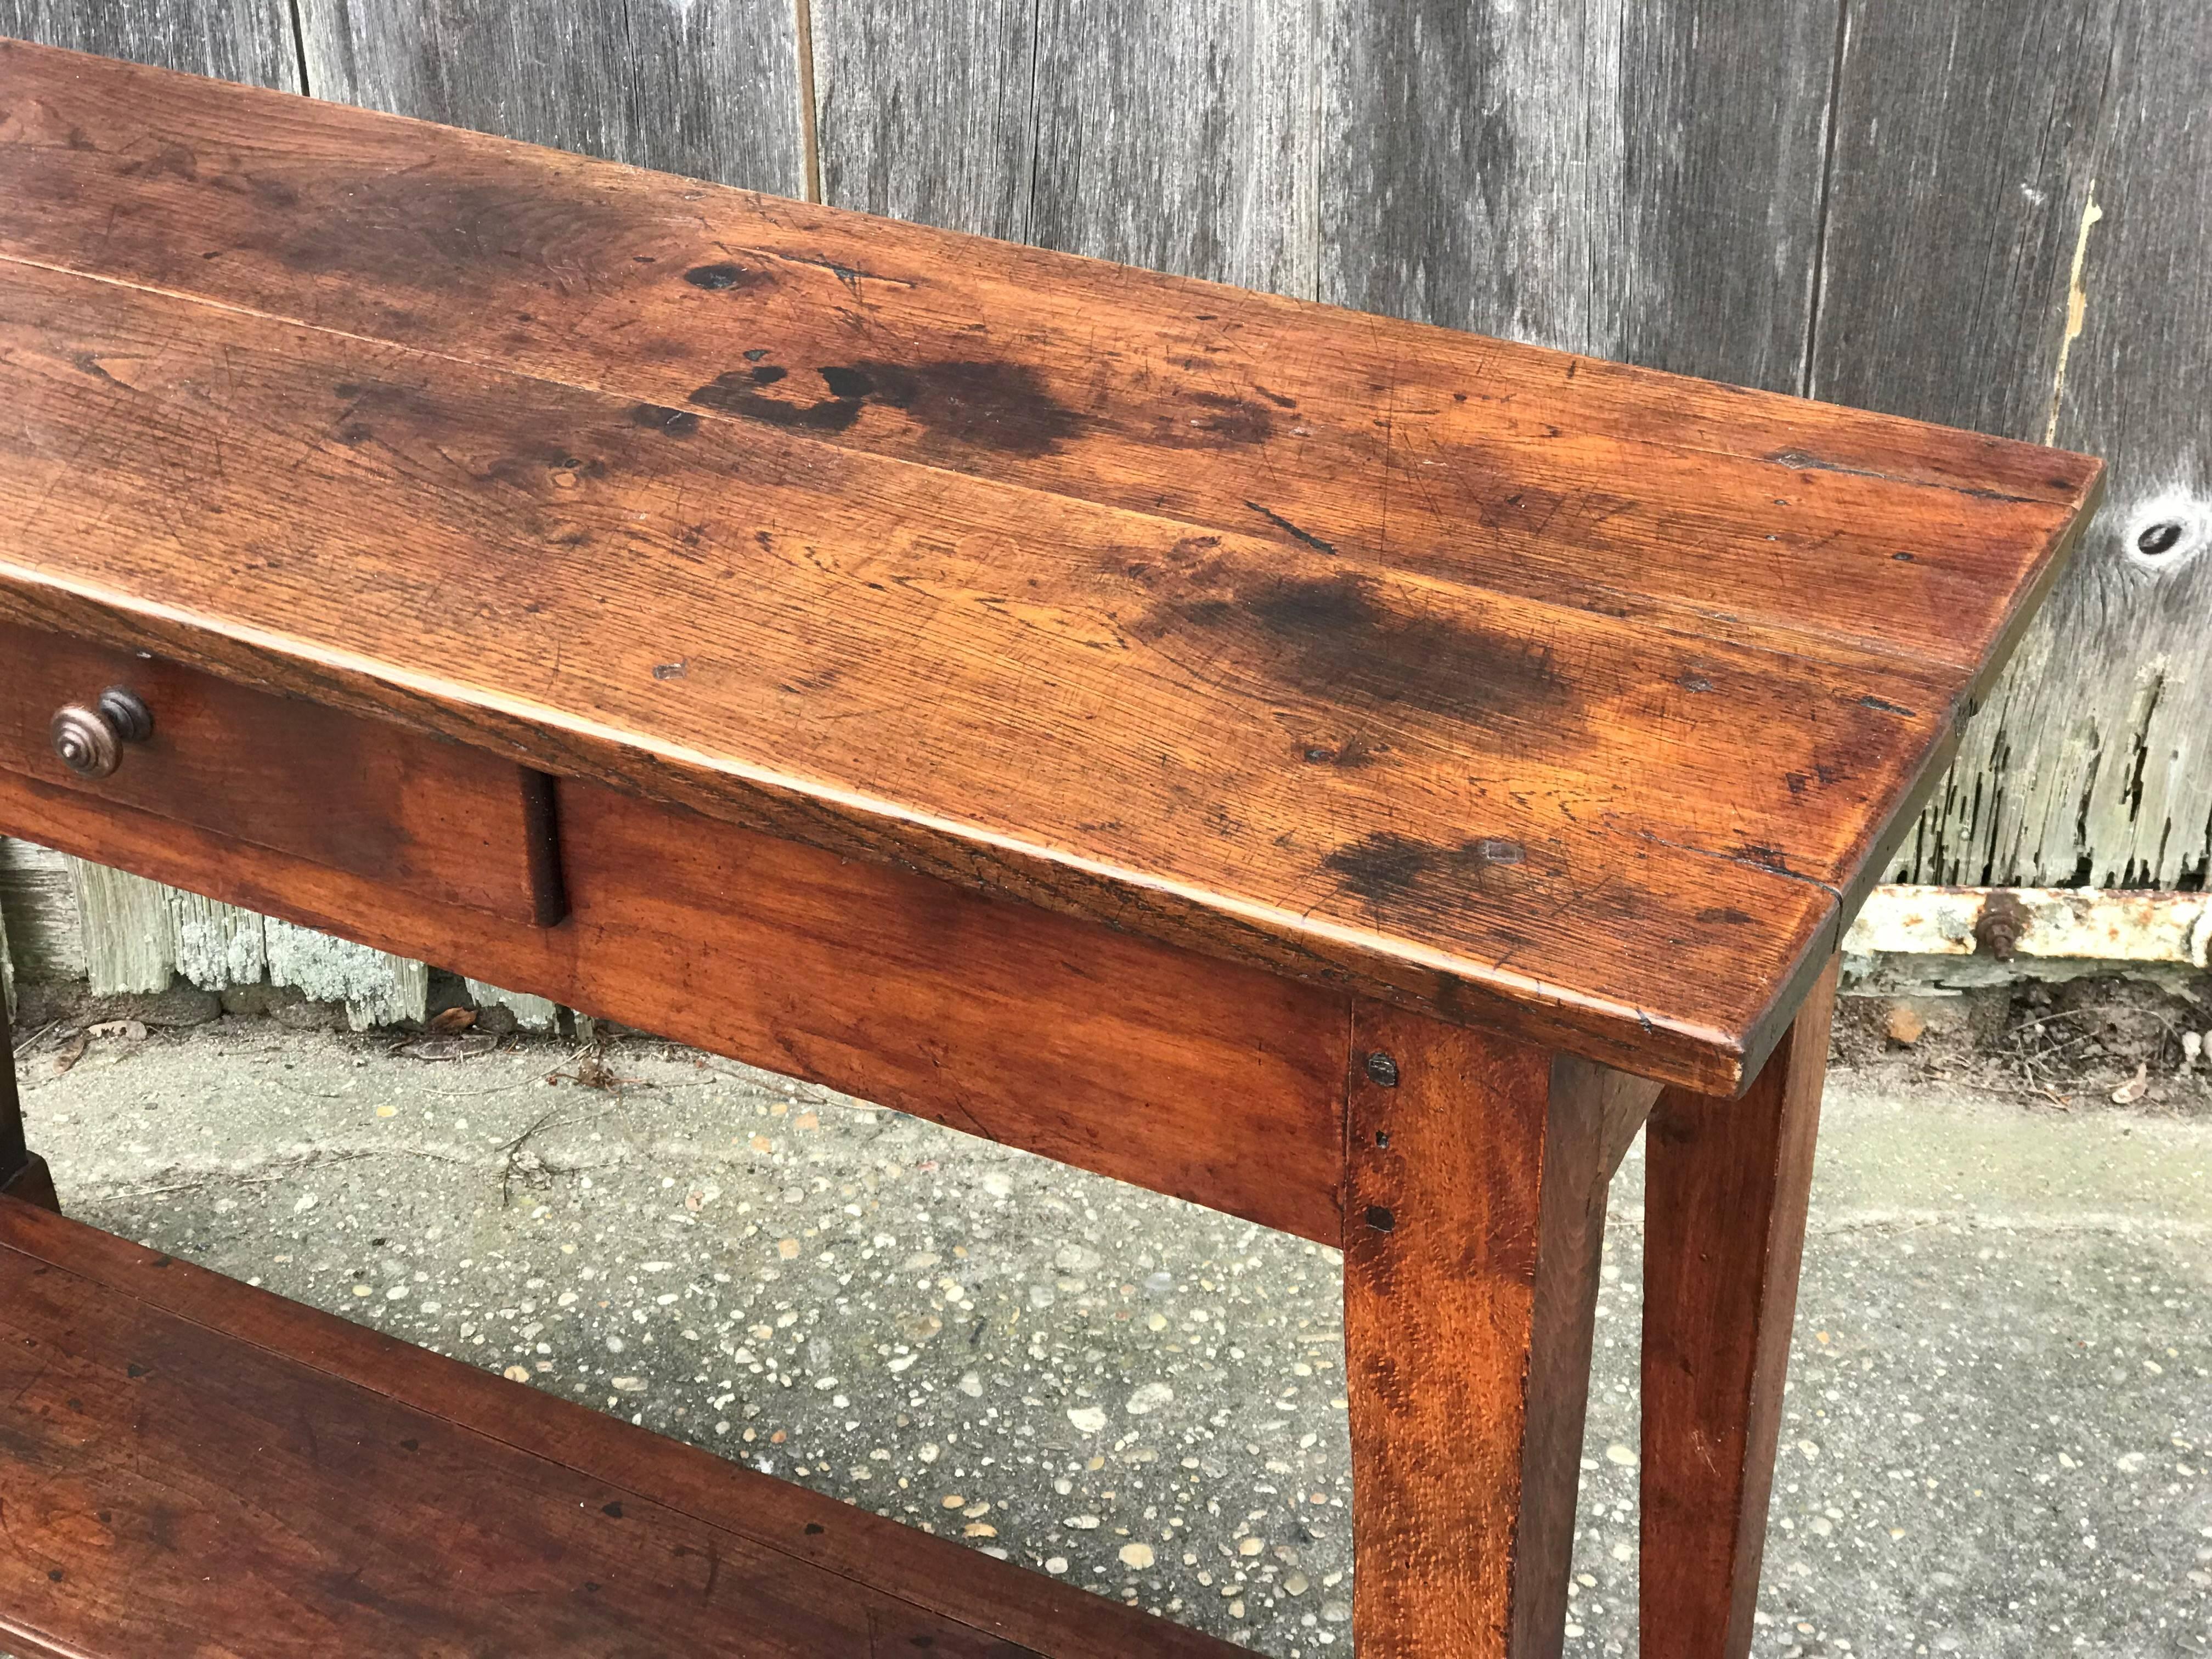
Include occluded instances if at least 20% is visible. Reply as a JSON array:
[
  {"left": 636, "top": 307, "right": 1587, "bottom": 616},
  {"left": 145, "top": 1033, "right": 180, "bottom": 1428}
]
[{"left": 2043, "top": 183, "right": 2102, "bottom": 447}]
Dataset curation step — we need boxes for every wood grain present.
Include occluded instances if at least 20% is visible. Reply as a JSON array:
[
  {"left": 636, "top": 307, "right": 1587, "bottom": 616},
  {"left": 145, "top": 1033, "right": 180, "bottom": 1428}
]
[
  {"left": 815, "top": 0, "right": 1318, "bottom": 296},
  {"left": 1342, "top": 1006, "right": 1627, "bottom": 1657},
  {"left": 1322, "top": 0, "right": 1631, "bottom": 354},
  {"left": 0, "top": 42, "right": 2096, "bottom": 667},
  {"left": 0, "top": 252, "right": 2012, "bottom": 1091},
  {"left": 300, "top": 0, "right": 803, "bottom": 195},
  {"left": 1615, "top": 0, "right": 1841, "bottom": 392},
  {"left": 65, "top": 859, "right": 172, "bottom": 994},
  {"left": 0, "top": 5, "right": 433, "bottom": 1013},
  {"left": 0, "top": 0, "right": 296, "bottom": 91},
  {"left": 0, "top": 766, "right": 1353, "bottom": 1242},
  {"left": 1640, "top": 956, "right": 1839, "bottom": 1659},
  {"left": 0, "top": 43, "right": 2102, "bottom": 1086},
  {"left": 810, "top": 0, "right": 2203, "bottom": 899},
  {"left": 0, "top": 621, "right": 563, "bottom": 928},
  {"left": 1321, "top": 0, "right": 1836, "bottom": 398},
  {"left": 0, "top": 835, "right": 77, "bottom": 980},
  {"left": 811, "top": 0, "right": 1047, "bottom": 246},
  {"left": 1837, "top": 2, "right": 2212, "bottom": 892},
  {"left": 0, "top": 1199, "right": 1237, "bottom": 1659}
]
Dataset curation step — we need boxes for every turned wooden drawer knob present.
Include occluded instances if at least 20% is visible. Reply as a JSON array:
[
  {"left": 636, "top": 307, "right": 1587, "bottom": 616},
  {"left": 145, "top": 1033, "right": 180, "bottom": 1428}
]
[{"left": 49, "top": 689, "right": 154, "bottom": 778}]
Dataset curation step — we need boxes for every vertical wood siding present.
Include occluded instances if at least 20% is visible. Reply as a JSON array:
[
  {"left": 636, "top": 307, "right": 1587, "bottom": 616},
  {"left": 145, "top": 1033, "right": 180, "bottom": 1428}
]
[
  {"left": 1, "top": 0, "right": 2205, "bottom": 995},
  {"left": 1835, "top": 0, "right": 2211, "bottom": 888},
  {"left": 298, "top": 0, "right": 804, "bottom": 191}
]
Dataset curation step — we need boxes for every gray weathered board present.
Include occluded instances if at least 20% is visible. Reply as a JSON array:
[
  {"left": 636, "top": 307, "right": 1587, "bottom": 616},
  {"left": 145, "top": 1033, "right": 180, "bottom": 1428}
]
[{"left": 0, "top": 0, "right": 2205, "bottom": 1012}]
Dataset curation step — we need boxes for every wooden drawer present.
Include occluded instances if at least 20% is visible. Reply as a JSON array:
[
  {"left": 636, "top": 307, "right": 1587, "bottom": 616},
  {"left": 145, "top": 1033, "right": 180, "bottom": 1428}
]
[{"left": 0, "top": 622, "right": 563, "bottom": 926}]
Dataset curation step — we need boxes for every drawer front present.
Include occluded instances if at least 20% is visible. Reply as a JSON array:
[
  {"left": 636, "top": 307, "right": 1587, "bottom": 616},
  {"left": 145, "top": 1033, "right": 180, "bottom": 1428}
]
[{"left": 0, "top": 621, "right": 562, "bottom": 926}]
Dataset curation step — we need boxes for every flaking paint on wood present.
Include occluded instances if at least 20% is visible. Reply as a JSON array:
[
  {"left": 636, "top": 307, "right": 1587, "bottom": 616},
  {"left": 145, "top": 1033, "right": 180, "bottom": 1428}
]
[{"left": 466, "top": 979, "right": 562, "bottom": 1033}]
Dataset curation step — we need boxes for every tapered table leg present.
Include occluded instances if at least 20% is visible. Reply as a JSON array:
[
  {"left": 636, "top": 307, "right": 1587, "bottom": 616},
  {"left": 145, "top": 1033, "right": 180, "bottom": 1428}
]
[
  {"left": 0, "top": 988, "right": 59, "bottom": 1211},
  {"left": 1345, "top": 1001, "right": 1651, "bottom": 1658},
  {"left": 1640, "top": 957, "right": 1839, "bottom": 1657}
]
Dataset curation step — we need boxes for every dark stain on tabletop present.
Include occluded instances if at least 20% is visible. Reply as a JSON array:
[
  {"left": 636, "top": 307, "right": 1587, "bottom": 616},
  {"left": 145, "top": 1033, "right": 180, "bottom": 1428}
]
[
  {"left": 629, "top": 402, "right": 700, "bottom": 437},
  {"left": 682, "top": 262, "right": 765, "bottom": 292},
  {"left": 687, "top": 357, "right": 1081, "bottom": 457},
  {"left": 1165, "top": 391, "right": 1274, "bottom": 447},
  {"left": 817, "top": 364, "right": 875, "bottom": 398},
  {"left": 1301, "top": 733, "right": 1383, "bottom": 769},
  {"left": 1322, "top": 832, "right": 1531, "bottom": 912},
  {"left": 689, "top": 368, "right": 865, "bottom": 433},
  {"left": 1263, "top": 572, "right": 1567, "bottom": 726},
  {"left": 824, "top": 358, "right": 1081, "bottom": 456},
  {"left": 117, "top": 143, "right": 198, "bottom": 182},
  {"left": 1126, "top": 557, "right": 1572, "bottom": 730}
]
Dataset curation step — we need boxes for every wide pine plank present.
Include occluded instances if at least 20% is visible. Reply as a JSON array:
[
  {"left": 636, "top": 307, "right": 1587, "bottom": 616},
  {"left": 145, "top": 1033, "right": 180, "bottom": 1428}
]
[
  {"left": 4, "top": 259, "right": 1865, "bottom": 1088},
  {"left": 0, "top": 39, "right": 2095, "bottom": 671},
  {"left": 0, "top": 40, "right": 2103, "bottom": 1089},
  {"left": 0, "top": 1198, "right": 1234, "bottom": 1659}
]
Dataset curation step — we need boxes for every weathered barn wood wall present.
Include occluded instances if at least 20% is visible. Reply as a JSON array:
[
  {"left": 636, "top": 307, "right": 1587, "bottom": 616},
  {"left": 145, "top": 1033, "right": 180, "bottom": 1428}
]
[
  {"left": 1834, "top": 1, "right": 2211, "bottom": 890},
  {"left": 1, "top": 0, "right": 2205, "bottom": 1001}
]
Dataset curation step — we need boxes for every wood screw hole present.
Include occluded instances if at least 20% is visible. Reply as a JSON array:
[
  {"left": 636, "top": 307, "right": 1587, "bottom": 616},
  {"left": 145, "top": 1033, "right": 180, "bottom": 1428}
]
[
  {"left": 1363, "top": 1051, "right": 1400, "bottom": 1087},
  {"left": 2136, "top": 521, "right": 2183, "bottom": 557}
]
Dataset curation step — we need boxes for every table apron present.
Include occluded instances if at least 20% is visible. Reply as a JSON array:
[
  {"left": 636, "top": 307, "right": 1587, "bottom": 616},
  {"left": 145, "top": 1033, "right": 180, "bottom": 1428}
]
[{"left": 0, "top": 766, "right": 1353, "bottom": 1244}]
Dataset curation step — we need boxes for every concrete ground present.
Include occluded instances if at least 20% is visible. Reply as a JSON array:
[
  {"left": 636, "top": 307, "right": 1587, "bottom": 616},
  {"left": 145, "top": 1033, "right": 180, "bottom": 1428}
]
[{"left": 9, "top": 1015, "right": 2210, "bottom": 1657}]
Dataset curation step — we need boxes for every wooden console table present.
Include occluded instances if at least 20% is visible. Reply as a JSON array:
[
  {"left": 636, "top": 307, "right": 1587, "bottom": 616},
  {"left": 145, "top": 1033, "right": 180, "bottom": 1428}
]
[{"left": 0, "top": 40, "right": 2100, "bottom": 1658}]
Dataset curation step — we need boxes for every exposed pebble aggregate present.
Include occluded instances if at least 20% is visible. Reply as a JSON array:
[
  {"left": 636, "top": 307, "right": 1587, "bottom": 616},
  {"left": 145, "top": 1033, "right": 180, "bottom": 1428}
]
[{"left": 15, "top": 1022, "right": 2211, "bottom": 1655}]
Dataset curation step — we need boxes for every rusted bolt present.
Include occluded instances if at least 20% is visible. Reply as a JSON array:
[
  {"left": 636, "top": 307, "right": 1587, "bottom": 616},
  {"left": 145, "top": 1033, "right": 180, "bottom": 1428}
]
[
  {"left": 1974, "top": 890, "right": 2032, "bottom": 961},
  {"left": 1364, "top": 1052, "right": 1400, "bottom": 1088}
]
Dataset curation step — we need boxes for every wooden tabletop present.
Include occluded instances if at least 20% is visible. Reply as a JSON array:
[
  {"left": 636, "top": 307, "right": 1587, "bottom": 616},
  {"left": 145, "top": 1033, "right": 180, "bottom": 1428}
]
[{"left": 0, "top": 41, "right": 2101, "bottom": 1092}]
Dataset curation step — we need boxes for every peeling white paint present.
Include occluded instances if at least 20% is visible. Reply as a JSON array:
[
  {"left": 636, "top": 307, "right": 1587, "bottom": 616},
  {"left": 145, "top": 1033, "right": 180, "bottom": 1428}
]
[
  {"left": 1845, "top": 884, "right": 2210, "bottom": 967},
  {"left": 467, "top": 979, "right": 563, "bottom": 1033}
]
